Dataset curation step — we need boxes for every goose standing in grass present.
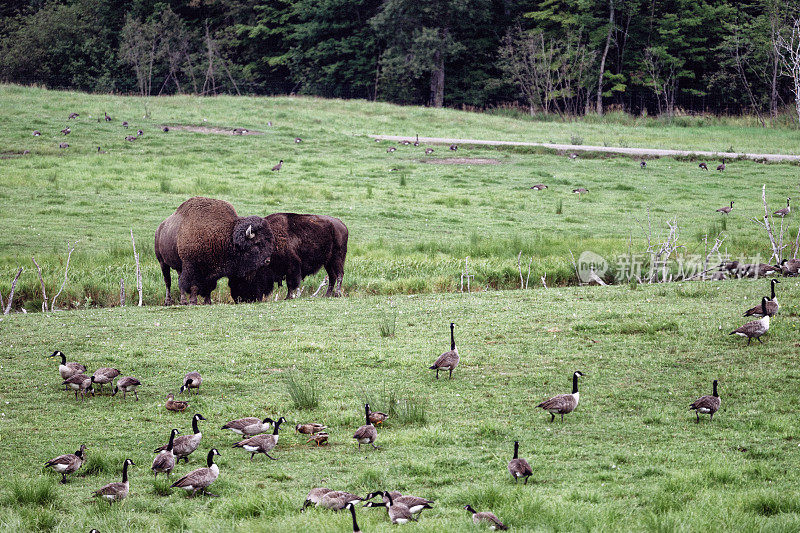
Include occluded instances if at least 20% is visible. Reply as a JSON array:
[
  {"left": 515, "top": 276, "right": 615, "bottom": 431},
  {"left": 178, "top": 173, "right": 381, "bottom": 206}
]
[
  {"left": 387, "top": 146, "right": 397, "bottom": 153},
  {"left": 295, "top": 137, "right": 303, "bottom": 143},
  {"left": 271, "top": 160, "right": 283, "bottom": 171},
  {"left": 162, "top": 126, "right": 169, "bottom": 132},
  {"left": 425, "top": 148, "right": 434, "bottom": 154},
  {"left": 353, "top": 404, "right": 379, "bottom": 450},
  {"left": 699, "top": 162, "right": 708, "bottom": 170},
  {"left": 61, "top": 127, "right": 70, "bottom": 135},
  {"left": 49, "top": 350, "right": 85, "bottom": 381},
  {"left": 171, "top": 448, "right": 220, "bottom": 497},
  {"left": 155, "top": 413, "right": 206, "bottom": 463},
  {"left": 104, "top": 112, "right": 112, "bottom": 121},
  {"left": 92, "top": 458, "right": 134, "bottom": 505},
  {"left": 530, "top": 184, "right": 548, "bottom": 190},
  {"left": 430, "top": 322, "right": 459, "bottom": 379},
  {"left": 640, "top": 160, "right": 646, "bottom": 168},
  {"left": 319, "top": 491, "right": 364, "bottom": 511},
  {"left": 180, "top": 371, "right": 201, "bottom": 394},
  {"left": 45, "top": 444, "right": 86, "bottom": 483},
  {"left": 111, "top": 376, "right": 141, "bottom": 400},
  {"left": 33, "top": 130, "right": 41, "bottom": 136},
  {"left": 222, "top": 416, "right": 273, "bottom": 436},
  {"left": 346, "top": 502, "right": 362, "bottom": 533},
  {"left": 152, "top": 429, "right": 179, "bottom": 478},
  {"left": 508, "top": 440, "right": 533, "bottom": 484},
  {"left": 165, "top": 393, "right": 189, "bottom": 412},
  {"left": 464, "top": 505, "right": 508, "bottom": 530},
  {"left": 572, "top": 187, "right": 589, "bottom": 195},
  {"left": 301, "top": 487, "right": 333, "bottom": 510},
  {"left": 774, "top": 197, "right": 791, "bottom": 217},
  {"left": 232, "top": 416, "right": 285, "bottom": 460},
  {"left": 450, "top": 144, "right": 458, "bottom": 151},
  {"left": 568, "top": 152, "right": 578, "bottom": 159},
  {"left": 689, "top": 379, "right": 721, "bottom": 422},
  {"left": 68, "top": 112, "right": 79, "bottom": 119},
  {"left": 730, "top": 297, "right": 770, "bottom": 344},
  {"left": 717, "top": 159, "right": 726, "bottom": 171},
  {"left": 91, "top": 367, "right": 120, "bottom": 394},
  {"left": 63, "top": 374, "right": 95, "bottom": 400},
  {"left": 537, "top": 371, "right": 585, "bottom": 422},
  {"left": 296, "top": 423, "right": 327, "bottom": 435},
  {"left": 744, "top": 279, "right": 779, "bottom": 317},
  {"left": 716, "top": 201, "right": 733, "bottom": 214},
  {"left": 59, "top": 142, "right": 69, "bottom": 149}
]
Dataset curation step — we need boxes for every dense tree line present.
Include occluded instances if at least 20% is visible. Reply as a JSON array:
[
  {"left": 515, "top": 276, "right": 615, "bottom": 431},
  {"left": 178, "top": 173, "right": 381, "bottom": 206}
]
[{"left": 1, "top": 0, "right": 798, "bottom": 119}]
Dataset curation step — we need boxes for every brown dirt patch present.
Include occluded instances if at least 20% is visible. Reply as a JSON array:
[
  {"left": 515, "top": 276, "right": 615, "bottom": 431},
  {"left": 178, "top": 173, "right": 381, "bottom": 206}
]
[
  {"left": 423, "top": 158, "right": 501, "bottom": 165},
  {"left": 161, "top": 125, "right": 264, "bottom": 135}
]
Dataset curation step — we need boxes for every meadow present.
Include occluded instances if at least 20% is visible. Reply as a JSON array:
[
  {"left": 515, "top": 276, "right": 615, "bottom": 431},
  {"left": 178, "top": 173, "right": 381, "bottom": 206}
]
[{"left": 1, "top": 85, "right": 800, "bottom": 531}]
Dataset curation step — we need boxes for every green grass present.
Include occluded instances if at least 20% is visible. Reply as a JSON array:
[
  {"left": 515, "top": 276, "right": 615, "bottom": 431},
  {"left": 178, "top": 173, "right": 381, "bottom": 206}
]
[
  {"left": 1, "top": 85, "right": 800, "bottom": 308},
  {"left": 2, "top": 280, "right": 800, "bottom": 530}
]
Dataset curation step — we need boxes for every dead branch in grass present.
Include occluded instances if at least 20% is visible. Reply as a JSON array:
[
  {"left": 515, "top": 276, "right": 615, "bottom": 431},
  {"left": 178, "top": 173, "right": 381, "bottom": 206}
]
[
  {"left": 3, "top": 267, "right": 22, "bottom": 315},
  {"left": 51, "top": 241, "right": 76, "bottom": 311}
]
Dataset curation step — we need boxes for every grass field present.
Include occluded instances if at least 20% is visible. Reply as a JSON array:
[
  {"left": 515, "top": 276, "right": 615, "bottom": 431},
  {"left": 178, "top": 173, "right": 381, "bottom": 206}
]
[
  {"left": 2, "top": 280, "right": 800, "bottom": 531},
  {"left": 1, "top": 85, "right": 799, "bottom": 308}
]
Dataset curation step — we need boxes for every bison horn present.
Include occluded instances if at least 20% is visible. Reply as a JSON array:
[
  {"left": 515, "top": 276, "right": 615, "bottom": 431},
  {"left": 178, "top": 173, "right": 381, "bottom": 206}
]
[{"left": 245, "top": 225, "right": 255, "bottom": 239}]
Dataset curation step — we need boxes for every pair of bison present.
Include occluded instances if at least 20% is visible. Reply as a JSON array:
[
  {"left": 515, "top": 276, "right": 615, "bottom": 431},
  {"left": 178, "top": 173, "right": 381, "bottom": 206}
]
[{"left": 154, "top": 197, "right": 348, "bottom": 304}]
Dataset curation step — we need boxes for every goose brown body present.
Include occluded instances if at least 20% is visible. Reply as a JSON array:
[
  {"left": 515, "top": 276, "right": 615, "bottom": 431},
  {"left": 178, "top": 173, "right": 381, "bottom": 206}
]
[
  {"left": 430, "top": 322, "right": 459, "bottom": 379},
  {"left": 111, "top": 376, "right": 141, "bottom": 400},
  {"left": 152, "top": 429, "right": 179, "bottom": 477},
  {"left": 464, "top": 505, "right": 508, "bottom": 530},
  {"left": 165, "top": 393, "right": 189, "bottom": 412},
  {"left": 93, "top": 459, "right": 134, "bottom": 505},
  {"left": 537, "top": 371, "right": 584, "bottom": 422},
  {"left": 743, "top": 279, "right": 779, "bottom": 317},
  {"left": 508, "top": 441, "right": 533, "bottom": 484},
  {"left": 180, "top": 371, "right": 201, "bottom": 394},
  {"left": 45, "top": 444, "right": 86, "bottom": 483},
  {"left": 170, "top": 448, "right": 220, "bottom": 497},
  {"left": 50, "top": 350, "right": 85, "bottom": 380},
  {"left": 233, "top": 417, "right": 285, "bottom": 460},
  {"left": 730, "top": 298, "right": 770, "bottom": 344},
  {"left": 689, "top": 380, "right": 721, "bottom": 422},
  {"left": 155, "top": 414, "right": 206, "bottom": 463},
  {"left": 353, "top": 404, "right": 379, "bottom": 450},
  {"left": 222, "top": 416, "right": 272, "bottom": 436}
]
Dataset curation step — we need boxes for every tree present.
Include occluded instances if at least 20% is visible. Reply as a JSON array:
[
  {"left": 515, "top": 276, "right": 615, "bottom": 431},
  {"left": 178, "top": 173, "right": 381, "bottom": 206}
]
[{"left": 776, "top": 12, "right": 800, "bottom": 124}]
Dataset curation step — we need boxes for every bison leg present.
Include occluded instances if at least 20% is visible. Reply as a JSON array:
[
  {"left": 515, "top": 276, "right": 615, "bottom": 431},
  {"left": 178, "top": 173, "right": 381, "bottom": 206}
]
[
  {"left": 178, "top": 267, "right": 199, "bottom": 305},
  {"left": 159, "top": 263, "right": 175, "bottom": 305},
  {"left": 285, "top": 262, "right": 303, "bottom": 300},
  {"left": 324, "top": 259, "right": 345, "bottom": 297}
]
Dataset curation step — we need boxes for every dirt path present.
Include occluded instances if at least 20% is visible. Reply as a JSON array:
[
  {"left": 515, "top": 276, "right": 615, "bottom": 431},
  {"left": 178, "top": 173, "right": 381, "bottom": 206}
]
[{"left": 370, "top": 135, "right": 800, "bottom": 162}]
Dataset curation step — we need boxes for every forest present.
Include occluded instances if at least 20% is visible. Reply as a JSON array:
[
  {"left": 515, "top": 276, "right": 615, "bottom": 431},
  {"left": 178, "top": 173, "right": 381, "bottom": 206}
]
[{"left": 1, "top": 0, "right": 799, "bottom": 121}]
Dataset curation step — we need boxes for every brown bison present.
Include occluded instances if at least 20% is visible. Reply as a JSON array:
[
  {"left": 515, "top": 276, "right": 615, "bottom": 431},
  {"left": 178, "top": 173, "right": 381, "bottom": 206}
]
[
  {"left": 154, "top": 197, "right": 274, "bottom": 305},
  {"left": 228, "top": 213, "right": 348, "bottom": 301}
]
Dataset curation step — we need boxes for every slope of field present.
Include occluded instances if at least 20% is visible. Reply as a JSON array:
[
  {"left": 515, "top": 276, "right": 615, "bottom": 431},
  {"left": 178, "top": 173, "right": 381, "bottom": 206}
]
[
  {"left": 2, "top": 282, "right": 800, "bottom": 531},
  {"left": 0, "top": 85, "right": 799, "bottom": 307}
]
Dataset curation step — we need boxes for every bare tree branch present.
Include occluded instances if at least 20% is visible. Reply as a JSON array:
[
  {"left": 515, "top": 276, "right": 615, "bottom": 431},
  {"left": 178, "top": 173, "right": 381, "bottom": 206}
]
[
  {"left": 3, "top": 267, "right": 22, "bottom": 315},
  {"left": 51, "top": 241, "right": 76, "bottom": 311},
  {"left": 131, "top": 229, "right": 143, "bottom": 306}
]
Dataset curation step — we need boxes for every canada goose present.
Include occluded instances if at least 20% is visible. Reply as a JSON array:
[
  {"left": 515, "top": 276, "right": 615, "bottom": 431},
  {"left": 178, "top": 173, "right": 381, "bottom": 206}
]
[
  {"left": 719, "top": 260, "right": 739, "bottom": 273},
  {"left": 530, "top": 184, "right": 548, "bottom": 190},
  {"left": 319, "top": 491, "right": 363, "bottom": 511},
  {"left": 699, "top": 162, "right": 708, "bottom": 170},
  {"left": 778, "top": 258, "right": 800, "bottom": 276},
  {"left": 295, "top": 423, "right": 327, "bottom": 435},
  {"left": 61, "top": 127, "right": 70, "bottom": 135},
  {"left": 22, "top": 150, "right": 30, "bottom": 155},
  {"left": 568, "top": 152, "right": 578, "bottom": 159},
  {"left": 122, "top": 121, "right": 128, "bottom": 128},
  {"left": 414, "top": 135, "right": 420, "bottom": 147},
  {"left": 111, "top": 376, "right": 141, "bottom": 400},
  {"left": 430, "top": 322, "right": 459, "bottom": 379},
  {"left": 689, "top": 380, "right": 720, "bottom": 422},
  {"left": 383, "top": 491, "right": 414, "bottom": 524},
  {"left": 302, "top": 487, "right": 334, "bottom": 510},
  {"left": 272, "top": 160, "right": 283, "bottom": 171},
  {"left": 92, "top": 458, "right": 134, "bottom": 505},
  {"left": 91, "top": 367, "right": 120, "bottom": 394},
  {"left": 63, "top": 374, "right": 94, "bottom": 400},
  {"left": 716, "top": 201, "right": 733, "bottom": 214},
  {"left": 137, "top": 129, "right": 143, "bottom": 136},
  {"left": 152, "top": 429, "right": 179, "bottom": 478},
  {"left": 346, "top": 502, "right": 362, "bottom": 533},
  {"left": 365, "top": 491, "right": 434, "bottom": 516},
  {"left": 267, "top": 121, "right": 273, "bottom": 127},
  {"left": 537, "top": 370, "right": 585, "bottom": 422},
  {"left": 49, "top": 350, "right": 86, "bottom": 381},
  {"left": 425, "top": 148, "right": 434, "bottom": 154},
  {"left": 717, "top": 159, "right": 726, "bottom": 171},
  {"left": 450, "top": 144, "right": 458, "bottom": 151},
  {"left": 387, "top": 147, "right": 397, "bottom": 153},
  {"left": 59, "top": 142, "right": 69, "bottom": 149},
  {"left": 295, "top": 137, "right": 303, "bottom": 143},
  {"left": 222, "top": 416, "right": 272, "bottom": 436},
  {"left": 369, "top": 411, "right": 388, "bottom": 425},
  {"left": 170, "top": 448, "right": 220, "bottom": 497},
  {"left": 572, "top": 187, "right": 589, "bottom": 194},
  {"left": 232, "top": 416, "right": 285, "bottom": 460},
  {"left": 33, "top": 130, "right": 41, "bottom": 136},
  {"left": 774, "top": 198, "right": 791, "bottom": 217},
  {"left": 165, "top": 393, "right": 189, "bottom": 412},
  {"left": 353, "top": 404, "right": 379, "bottom": 450},
  {"left": 744, "top": 279, "right": 780, "bottom": 317},
  {"left": 180, "top": 372, "right": 201, "bottom": 394},
  {"left": 400, "top": 140, "right": 411, "bottom": 145},
  {"left": 162, "top": 126, "right": 169, "bottom": 132},
  {"left": 640, "top": 160, "right": 646, "bottom": 168},
  {"left": 125, "top": 135, "right": 136, "bottom": 142},
  {"left": 104, "top": 112, "right": 112, "bottom": 122},
  {"left": 97, "top": 146, "right": 107, "bottom": 154},
  {"left": 45, "top": 444, "right": 86, "bottom": 483},
  {"left": 730, "top": 297, "right": 770, "bottom": 344},
  {"left": 464, "top": 505, "right": 508, "bottom": 530},
  {"left": 307, "top": 432, "right": 329, "bottom": 446},
  {"left": 508, "top": 440, "right": 533, "bottom": 484},
  {"left": 155, "top": 413, "right": 206, "bottom": 463},
  {"left": 752, "top": 263, "right": 779, "bottom": 277}
]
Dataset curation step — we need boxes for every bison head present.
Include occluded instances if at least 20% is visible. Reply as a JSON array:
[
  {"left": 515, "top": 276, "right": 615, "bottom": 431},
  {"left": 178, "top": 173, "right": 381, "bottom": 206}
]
[{"left": 231, "top": 216, "right": 274, "bottom": 277}]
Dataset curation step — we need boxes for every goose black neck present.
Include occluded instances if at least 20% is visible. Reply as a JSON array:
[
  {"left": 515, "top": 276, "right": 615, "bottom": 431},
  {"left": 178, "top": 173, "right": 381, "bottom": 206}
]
[
  {"left": 465, "top": 505, "right": 475, "bottom": 514},
  {"left": 54, "top": 351, "right": 66, "bottom": 364},
  {"left": 184, "top": 378, "right": 192, "bottom": 388},
  {"left": 513, "top": 441, "right": 519, "bottom": 459},
  {"left": 572, "top": 373, "right": 579, "bottom": 394},
  {"left": 365, "top": 405, "right": 372, "bottom": 425},
  {"left": 384, "top": 491, "right": 394, "bottom": 506},
  {"left": 450, "top": 323, "right": 455, "bottom": 351},
  {"left": 192, "top": 416, "right": 201, "bottom": 434},
  {"left": 273, "top": 418, "right": 284, "bottom": 435},
  {"left": 730, "top": 201, "right": 733, "bottom": 207},
  {"left": 122, "top": 461, "right": 130, "bottom": 483},
  {"left": 712, "top": 380, "right": 718, "bottom": 397},
  {"left": 349, "top": 503, "right": 360, "bottom": 532},
  {"left": 167, "top": 430, "right": 177, "bottom": 451},
  {"left": 770, "top": 280, "right": 777, "bottom": 300},
  {"left": 206, "top": 450, "right": 216, "bottom": 467},
  {"left": 761, "top": 298, "right": 768, "bottom": 315}
]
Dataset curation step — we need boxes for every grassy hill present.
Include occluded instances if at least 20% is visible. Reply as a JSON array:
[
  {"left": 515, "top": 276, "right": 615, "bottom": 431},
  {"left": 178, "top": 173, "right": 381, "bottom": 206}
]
[{"left": 1, "top": 85, "right": 799, "bottom": 308}]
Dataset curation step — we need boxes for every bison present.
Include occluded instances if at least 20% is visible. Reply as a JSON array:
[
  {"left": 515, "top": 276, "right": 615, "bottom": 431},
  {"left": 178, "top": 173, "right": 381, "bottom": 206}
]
[
  {"left": 154, "top": 197, "right": 274, "bottom": 305},
  {"left": 228, "top": 213, "right": 348, "bottom": 301}
]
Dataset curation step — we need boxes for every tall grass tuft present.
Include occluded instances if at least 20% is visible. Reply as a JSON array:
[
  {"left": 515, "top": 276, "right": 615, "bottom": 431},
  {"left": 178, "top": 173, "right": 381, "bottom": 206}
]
[
  {"left": 400, "top": 174, "right": 407, "bottom": 187},
  {"left": 159, "top": 177, "right": 172, "bottom": 193},
  {"left": 556, "top": 199, "right": 563, "bottom": 215},
  {"left": 379, "top": 310, "right": 397, "bottom": 338},
  {"left": 5, "top": 477, "right": 59, "bottom": 507},
  {"left": 570, "top": 134, "right": 584, "bottom": 145},
  {"left": 285, "top": 369, "right": 318, "bottom": 410},
  {"left": 361, "top": 382, "right": 428, "bottom": 426}
]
